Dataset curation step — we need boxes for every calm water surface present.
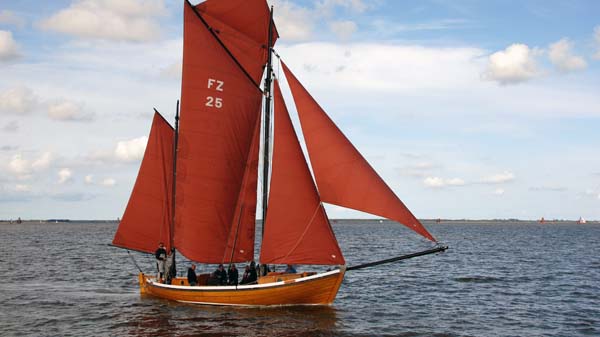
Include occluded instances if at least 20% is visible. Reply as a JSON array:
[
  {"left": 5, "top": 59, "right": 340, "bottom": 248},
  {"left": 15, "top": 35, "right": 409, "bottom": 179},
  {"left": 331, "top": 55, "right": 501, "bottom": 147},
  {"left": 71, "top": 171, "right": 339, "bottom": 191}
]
[{"left": 1, "top": 221, "right": 599, "bottom": 336}]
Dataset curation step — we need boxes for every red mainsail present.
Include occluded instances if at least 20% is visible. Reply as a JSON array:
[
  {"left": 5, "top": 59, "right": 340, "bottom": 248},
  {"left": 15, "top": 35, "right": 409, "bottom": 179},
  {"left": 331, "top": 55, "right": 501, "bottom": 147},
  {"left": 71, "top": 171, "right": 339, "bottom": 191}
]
[
  {"left": 195, "top": 0, "right": 278, "bottom": 85},
  {"left": 175, "top": 2, "right": 263, "bottom": 263},
  {"left": 113, "top": 111, "right": 174, "bottom": 253},
  {"left": 281, "top": 62, "right": 437, "bottom": 242},
  {"left": 261, "top": 80, "right": 345, "bottom": 265}
]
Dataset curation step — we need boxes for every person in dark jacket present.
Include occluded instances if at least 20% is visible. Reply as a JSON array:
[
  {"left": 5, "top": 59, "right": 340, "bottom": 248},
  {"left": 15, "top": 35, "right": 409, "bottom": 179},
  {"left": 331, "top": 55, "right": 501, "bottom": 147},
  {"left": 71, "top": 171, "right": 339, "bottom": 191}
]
[
  {"left": 155, "top": 242, "right": 167, "bottom": 281},
  {"left": 214, "top": 264, "right": 227, "bottom": 285},
  {"left": 187, "top": 264, "right": 198, "bottom": 286},
  {"left": 228, "top": 264, "right": 239, "bottom": 285}
]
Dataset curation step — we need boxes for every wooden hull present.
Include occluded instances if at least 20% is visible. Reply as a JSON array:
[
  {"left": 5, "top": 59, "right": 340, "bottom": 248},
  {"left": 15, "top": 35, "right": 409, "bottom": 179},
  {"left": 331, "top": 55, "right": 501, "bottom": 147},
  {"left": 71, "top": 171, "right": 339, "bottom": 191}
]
[{"left": 138, "top": 267, "right": 346, "bottom": 306}]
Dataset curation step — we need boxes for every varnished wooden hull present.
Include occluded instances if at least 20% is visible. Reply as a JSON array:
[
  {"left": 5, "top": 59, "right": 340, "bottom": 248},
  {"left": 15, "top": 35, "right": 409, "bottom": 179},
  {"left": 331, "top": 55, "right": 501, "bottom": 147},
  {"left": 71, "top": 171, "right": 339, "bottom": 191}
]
[{"left": 138, "top": 267, "right": 346, "bottom": 306}]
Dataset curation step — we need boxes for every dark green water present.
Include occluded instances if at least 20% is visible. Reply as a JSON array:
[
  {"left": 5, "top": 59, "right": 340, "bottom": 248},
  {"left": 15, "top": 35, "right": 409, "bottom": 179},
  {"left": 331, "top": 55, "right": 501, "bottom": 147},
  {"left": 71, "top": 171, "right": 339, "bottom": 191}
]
[{"left": 1, "top": 221, "right": 598, "bottom": 336}]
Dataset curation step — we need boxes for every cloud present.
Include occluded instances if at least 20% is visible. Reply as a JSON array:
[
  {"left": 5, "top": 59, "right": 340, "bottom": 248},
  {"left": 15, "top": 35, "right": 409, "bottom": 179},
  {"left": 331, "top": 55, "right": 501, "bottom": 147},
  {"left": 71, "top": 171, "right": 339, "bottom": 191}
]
[
  {"left": 548, "top": 38, "right": 586, "bottom": 72},
  {"left": 114, "top": 136, "right": 147, "bottom": 162},
  {"left": 423, "top": 176, "right": 465, "bottom": 188},
  {"left": 0, "top": 87, "right": 39, "bottom": 114},
  {"left": 32, "top": 152, "right": 53, "bottom": 171},
  {"left": 481, "top": 171, "right": 515, "bottom": 184},
  {"left": 101, "top": 177, "right": 116, "bottom": 187},
  {"left": 39, "top": 0, "right": 167, "bottom": 42},
  {"left": 483, "top": 44, "right": 541, "bottom": 85},
  {"left": 57, "top": 168, "right": 73, "bottom": 184},
  {"left": 14, "top": 184, "right": 32, "bottom": 192},
  {"left": 0, "top": 30, "right": 21, "bottom": 61},
  {"left": 398, "top": 162, "right": 439, "bottom": 178},
  {"left": 2, "top": 120, "right": 18, "bottom": 132},
  {"left": 8, "top": 154, "right": 31, "bottom": 176},
  {"left": 159, "top": 61, "right": 182, "bottom": 79},
  {"left": 594, "top": 26, "right": 600, "bottom": 60},
  {"left": 316, "top": 0, "right": 368, "bottom": 14},
  {"left": 492, "top": 188, "right": 505, "bottom": 195},
  {"left": 47, "top": 100, "right": 95, "bottom": 121},
  {"left": 330, "top": 20, "right": 357, "bottom": 41},
  {"left": 270, "top": 0, "right": 314, "bottom": 41},
  {"left": 529, "top": 185, "right": 567, "bottom": 192},
  {"left": 84, "top": 174, "right": 94, "bottom": 184},
  {"left": 0, "top": 10, "right": 26, "bottom": 28}
]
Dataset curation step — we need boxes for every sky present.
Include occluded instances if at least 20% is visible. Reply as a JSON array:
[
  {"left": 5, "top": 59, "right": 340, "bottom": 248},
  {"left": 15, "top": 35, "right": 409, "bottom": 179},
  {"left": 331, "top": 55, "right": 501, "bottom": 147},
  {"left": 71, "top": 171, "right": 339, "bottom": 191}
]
[{"left": 0, "top": 0, "right": 599, "bottom": 221}]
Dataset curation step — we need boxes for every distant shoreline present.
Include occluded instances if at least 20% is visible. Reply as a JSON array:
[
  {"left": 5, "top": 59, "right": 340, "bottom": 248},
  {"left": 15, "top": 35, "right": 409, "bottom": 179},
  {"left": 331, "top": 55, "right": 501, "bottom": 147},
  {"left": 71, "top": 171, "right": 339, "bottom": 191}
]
[{"left": 1, "top": 219, "right": 597, "bottom": 225}]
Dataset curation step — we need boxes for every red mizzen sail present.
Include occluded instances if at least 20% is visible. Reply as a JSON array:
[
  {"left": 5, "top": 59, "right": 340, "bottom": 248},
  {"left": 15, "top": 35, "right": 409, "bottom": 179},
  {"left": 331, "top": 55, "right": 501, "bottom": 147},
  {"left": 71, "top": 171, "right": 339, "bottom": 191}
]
[
  {"left": 195, "top": 0, "right": 278, "bottom": 85},
  {"left": 175, "top": 2, "right": 263, "bottom": 263},
  {"left": 261, "top": 80, "right": 345, "bottom": 265},
  {"left": 281, "top": 62, "right": 437, "bottom": 242},
  {"left": 113, "top": 111, "right": 174, "bottom": 253}
]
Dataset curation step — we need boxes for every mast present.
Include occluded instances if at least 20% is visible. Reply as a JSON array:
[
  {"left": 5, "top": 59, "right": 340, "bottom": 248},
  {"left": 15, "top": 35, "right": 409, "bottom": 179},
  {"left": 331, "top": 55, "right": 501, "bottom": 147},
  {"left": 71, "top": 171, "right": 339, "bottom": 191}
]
[
  {"left": 261, "top": 6, "right": 274, "bottom": 239},
  {"left": 170, "top": 100, "right": 179, "bottom": 274}
]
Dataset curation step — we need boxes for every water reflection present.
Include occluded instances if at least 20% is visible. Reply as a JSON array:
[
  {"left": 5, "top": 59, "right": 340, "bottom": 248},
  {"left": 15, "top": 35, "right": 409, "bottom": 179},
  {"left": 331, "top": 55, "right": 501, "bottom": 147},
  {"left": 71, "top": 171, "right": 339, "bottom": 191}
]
[{"left": 124, "top": 296, "right": 339, "bottom": 337}]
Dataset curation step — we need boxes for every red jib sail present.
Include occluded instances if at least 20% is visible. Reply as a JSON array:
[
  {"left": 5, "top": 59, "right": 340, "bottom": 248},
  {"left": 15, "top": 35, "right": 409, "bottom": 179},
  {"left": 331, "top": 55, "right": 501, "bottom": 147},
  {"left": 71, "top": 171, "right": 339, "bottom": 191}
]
[
  {"left": 281, "top": 62, "right": 437, "bottom": 242},
  {"left": 195, "top": 0, "right": 278, "bottom": 85},
  {"left": 222, "top": 114, "right": 261, "bottom": 263},
  {"left": 261, "top": 80, "right": 345, "bottom": 265},
  {"left": 175, "top": 3, "right": 263, "bottom": 263},
  {"left": 113, "top": 111, "right": 174, "bottom": 253}
]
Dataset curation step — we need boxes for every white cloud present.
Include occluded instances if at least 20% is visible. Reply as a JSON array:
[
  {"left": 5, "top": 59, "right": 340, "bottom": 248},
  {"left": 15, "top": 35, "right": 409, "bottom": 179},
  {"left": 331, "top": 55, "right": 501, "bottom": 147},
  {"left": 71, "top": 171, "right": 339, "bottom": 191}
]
[
  {"left": 316, "top": 0, "right": 368, "bottom": 14},
  {"left": 483, "top": 43, "right": 540, "bottom": 85},
  {"left": 330, "top": 20, "right": 357, "bottom": 41},
  {"left": 39, "top": 0, "right": 167, "bottom": 42},
  {"left": 7, "top": 152, "right": 53, "bottom": 179},
  {"left": 101, "top": 177, "right": 116, "bottom": 187},
  {"left": 493, "top": 188, "right": 505, "bottom": 195},
  {"left": 548, "top": 38, "right": 586, "bottom": 72},
  {"left": 0, "top": 87, "right": 39, "bottom": 114},
  {"left": 114, "top": 136, "right": 147, "bottom": 162},
  {"left": 0, "top": 10, "right": 26, "bottom": 28},
  {"left": 423, "top": 176, "right": 465, "bottom": 188},
  {"left": 270, "top": 0, "right": 314, "bottom": 41},
  {"left": 14, "top": 184, "right": 31, "bottom": 192},
  {"left": 594, "top": 26, "right": 600, "bottom": 60},
  {"left": 31, "top": 152, "right": 53, "bottom": 170},
  {"left": 57, "top": 168, "right": 73, "bottom": 184},
  {"left": 47, "top": 100, "right": 95, "bottom": 121},
  {"left": 8, "top": 154, "right": 30, "bottom": 176},
  {"left": 159, "top": 61, "right": 182, "bottom": 79},
  {"left": 0, "top": 30, "right": 20, "bottom": 61},
  {"left": 481, "top": 171, "right": 515, "bottom": 184},
  {"left": 84, "top": 174, "right": 94, "bottom": 184}
]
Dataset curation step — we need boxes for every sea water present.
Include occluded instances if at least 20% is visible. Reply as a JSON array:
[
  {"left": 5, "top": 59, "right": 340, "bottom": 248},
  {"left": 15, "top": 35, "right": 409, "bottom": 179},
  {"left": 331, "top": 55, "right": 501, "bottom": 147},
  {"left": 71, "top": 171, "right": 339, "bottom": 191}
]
[{"left": 1, "top": 220, "right": 599, "bottom": 336}]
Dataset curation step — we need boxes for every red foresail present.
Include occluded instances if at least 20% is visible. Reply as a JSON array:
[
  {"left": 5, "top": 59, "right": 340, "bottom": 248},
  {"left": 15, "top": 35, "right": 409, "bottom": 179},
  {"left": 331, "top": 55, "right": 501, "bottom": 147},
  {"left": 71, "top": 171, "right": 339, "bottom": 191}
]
[
  {"left": 281, "top": 62, "right": 437, "bottom": 242},
  {"left": 113, "top": 112, "right": 174, "bottom": 253},
  {"left": 260, "top": 80, "right": 345, "bottom": 265},
  {"left": 175, "top": 3, "right": 263, "bottom": 263},
  {"left": 195, "top": 0, "right": 278, "bottom": 85},
  {"left": 222, "top": 114, "right": 261, "bottom": 263}
]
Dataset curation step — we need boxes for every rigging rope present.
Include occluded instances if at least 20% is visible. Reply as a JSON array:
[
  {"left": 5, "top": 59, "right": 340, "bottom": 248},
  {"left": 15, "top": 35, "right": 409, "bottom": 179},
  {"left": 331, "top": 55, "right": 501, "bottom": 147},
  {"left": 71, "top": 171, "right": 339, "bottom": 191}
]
[
  {"left": 346, "top": 245, "right": 448, "bottom": 271},
  {"left": 127, "top": 249, "right": 143, "bottom": 273}
]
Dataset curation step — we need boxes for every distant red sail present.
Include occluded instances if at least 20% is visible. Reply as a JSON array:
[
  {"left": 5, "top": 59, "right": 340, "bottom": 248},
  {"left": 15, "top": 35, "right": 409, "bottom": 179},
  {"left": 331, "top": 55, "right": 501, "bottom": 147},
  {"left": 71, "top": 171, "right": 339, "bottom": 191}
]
[
  {"left": 261, "top": 80, "right": 345, "bottom": 265},
  {"left": 113, "top": 111, "right": 174, "bottom": 253},
  {"left": 175, "top": 3, "right": 263, "bottom": 263},
  {"left": 195, "top": 0, "right": 278, "bottom": 85},
  {"left": 281, "top": 62, "right": 437, "bottom": 242},
  {"left": 222, "top": 114, "right": 261, "bottom": 263}
]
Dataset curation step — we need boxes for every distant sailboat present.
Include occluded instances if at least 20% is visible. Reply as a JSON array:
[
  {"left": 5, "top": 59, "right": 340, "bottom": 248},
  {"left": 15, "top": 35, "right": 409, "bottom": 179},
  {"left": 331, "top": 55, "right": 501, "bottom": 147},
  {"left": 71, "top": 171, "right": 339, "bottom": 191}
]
[
  {"left": 539, "top": 217, "right": 546, "bottom": 224},
  {"left": 112, "top": 0, "right": 446, "bottom": 306},
  {"left": 577, "top": 217, "right": 586, "bottom": 224}
]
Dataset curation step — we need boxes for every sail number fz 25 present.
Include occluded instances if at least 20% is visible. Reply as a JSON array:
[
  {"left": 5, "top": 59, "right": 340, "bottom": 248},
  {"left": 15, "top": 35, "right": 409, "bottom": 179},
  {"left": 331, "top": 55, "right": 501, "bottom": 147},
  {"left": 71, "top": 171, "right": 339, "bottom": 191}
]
[{"left": 206, "top": 78, "right": 224, "bottom": 109}]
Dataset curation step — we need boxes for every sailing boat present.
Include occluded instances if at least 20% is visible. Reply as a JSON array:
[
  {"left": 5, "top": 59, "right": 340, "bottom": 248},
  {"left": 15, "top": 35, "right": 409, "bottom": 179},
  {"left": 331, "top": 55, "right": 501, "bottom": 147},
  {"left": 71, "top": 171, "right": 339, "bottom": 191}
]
[{"left": 112, "top": 0, "right": 445, "bottom": 306}]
